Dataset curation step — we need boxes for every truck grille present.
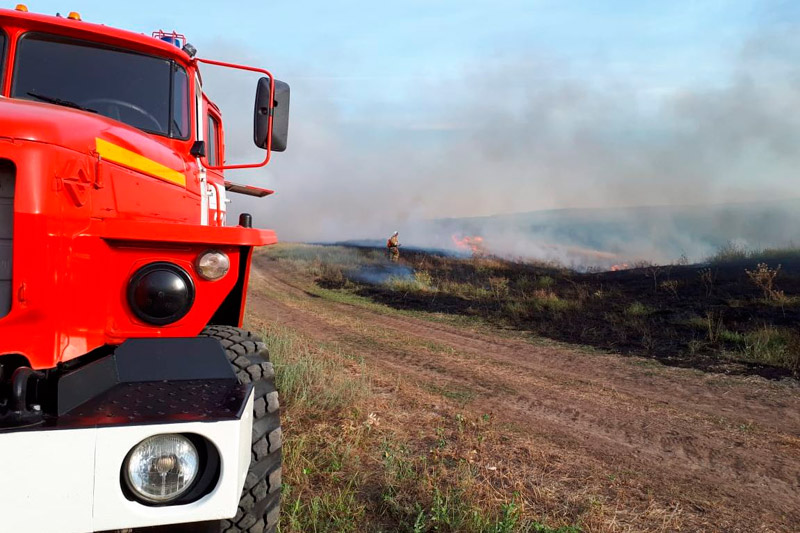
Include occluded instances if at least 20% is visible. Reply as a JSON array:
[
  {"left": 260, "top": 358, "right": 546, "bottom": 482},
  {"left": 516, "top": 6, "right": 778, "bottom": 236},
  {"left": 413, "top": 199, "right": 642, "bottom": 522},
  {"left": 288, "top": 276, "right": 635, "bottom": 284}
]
[{"left": 0, "top": 160, "right": 14, "bottom": 318}]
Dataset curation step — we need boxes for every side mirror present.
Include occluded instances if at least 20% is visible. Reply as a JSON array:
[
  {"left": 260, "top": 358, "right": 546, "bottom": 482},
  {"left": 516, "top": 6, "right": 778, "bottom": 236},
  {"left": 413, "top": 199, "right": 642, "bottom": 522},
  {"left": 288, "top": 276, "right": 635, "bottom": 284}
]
[{"left": 254, "top": 77, "right": 290, "bottom": 152}]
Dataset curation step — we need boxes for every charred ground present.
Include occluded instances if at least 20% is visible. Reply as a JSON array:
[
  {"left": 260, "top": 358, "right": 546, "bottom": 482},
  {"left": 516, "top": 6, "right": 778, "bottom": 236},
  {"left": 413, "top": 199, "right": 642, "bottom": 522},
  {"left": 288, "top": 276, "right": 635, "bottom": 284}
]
[{"left": 315, "top": 247, "right": 800, "bottom": 380}]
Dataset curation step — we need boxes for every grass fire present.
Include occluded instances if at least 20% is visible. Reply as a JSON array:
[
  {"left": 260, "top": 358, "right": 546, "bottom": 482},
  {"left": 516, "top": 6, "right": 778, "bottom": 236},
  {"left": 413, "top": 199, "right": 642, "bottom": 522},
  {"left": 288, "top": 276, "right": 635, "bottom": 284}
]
[{"left": 451, "top": 234, "right": 486, "bottom": 255}]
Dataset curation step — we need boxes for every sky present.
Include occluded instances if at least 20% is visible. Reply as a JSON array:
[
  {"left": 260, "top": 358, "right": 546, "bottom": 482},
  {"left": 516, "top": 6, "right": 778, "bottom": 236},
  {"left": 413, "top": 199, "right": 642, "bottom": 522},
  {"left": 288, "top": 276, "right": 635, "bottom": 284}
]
[{"left": 15, "top": 1, "right": 800, "bottom": 257}]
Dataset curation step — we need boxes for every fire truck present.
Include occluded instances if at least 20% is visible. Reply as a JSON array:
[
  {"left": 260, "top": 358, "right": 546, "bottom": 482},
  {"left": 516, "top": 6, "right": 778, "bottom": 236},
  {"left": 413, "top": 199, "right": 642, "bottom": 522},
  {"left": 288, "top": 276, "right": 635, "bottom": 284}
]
[{"left": 0, "top": 6, "right": 288, "bottom": 532}]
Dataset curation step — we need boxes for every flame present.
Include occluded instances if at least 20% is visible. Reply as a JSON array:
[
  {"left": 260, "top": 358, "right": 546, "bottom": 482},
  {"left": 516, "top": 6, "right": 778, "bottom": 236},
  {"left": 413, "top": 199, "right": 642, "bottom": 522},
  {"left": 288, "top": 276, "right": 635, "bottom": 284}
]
[
  {"left": 611, "top": 263, "right": 630, "bottom": 271},
  {"left": 452, "top": 234, "right": 485, "bottom": 255}
]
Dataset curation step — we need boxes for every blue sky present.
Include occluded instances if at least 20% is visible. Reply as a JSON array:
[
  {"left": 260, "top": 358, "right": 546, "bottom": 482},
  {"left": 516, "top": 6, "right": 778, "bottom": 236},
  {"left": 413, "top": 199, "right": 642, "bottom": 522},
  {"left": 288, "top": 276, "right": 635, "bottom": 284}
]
[{"left": 21, "top": 1, "right": 769, "bottom": 106}]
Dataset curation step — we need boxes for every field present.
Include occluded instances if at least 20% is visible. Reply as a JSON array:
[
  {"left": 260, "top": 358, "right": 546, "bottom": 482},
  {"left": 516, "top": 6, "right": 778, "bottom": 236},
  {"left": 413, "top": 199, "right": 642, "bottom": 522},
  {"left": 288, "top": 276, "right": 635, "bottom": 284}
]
[{"left": 245, "top": 243, "right": 800, "bottom": 532}]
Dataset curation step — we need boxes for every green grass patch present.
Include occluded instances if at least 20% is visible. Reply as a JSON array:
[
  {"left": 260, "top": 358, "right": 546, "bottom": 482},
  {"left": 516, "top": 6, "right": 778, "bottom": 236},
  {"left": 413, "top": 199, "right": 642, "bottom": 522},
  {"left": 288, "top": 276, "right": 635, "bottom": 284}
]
[
  {"left": 741, "top": 326, "right": 800, "bottom": 372},
  {"left": 265, "top": 324, "right": 370, "bottom": 411},
  {"left": 624, "top": 301, "right": 652, "bottom": 317},
  {"left": 283, "top": 478, "right": 366, "bottom": 533},
  {"left": 426, "top": 382, "right": 477, "bottom": 406}
]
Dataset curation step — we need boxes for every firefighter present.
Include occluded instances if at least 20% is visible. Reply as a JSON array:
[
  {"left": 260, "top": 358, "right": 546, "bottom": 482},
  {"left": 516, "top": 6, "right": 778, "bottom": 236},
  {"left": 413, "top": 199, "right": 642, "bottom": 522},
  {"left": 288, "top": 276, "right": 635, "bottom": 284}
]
[{"left": 387, "top": 231, "right": 400, "bottom": 262}]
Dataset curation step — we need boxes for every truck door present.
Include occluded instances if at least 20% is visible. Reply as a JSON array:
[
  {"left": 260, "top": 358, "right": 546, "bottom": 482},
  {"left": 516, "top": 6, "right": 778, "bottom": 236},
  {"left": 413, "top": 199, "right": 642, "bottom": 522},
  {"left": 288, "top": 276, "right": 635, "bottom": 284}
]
[{"left": 201, "top": 96, "right": 227, "bottom": 226}]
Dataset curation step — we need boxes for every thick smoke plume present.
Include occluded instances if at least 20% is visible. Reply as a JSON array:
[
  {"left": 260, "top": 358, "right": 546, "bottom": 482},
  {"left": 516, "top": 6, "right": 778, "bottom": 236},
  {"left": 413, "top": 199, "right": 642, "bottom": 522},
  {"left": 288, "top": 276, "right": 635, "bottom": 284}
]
[{"left": 198, "top": 24, "right": 800, "bottom": 267}]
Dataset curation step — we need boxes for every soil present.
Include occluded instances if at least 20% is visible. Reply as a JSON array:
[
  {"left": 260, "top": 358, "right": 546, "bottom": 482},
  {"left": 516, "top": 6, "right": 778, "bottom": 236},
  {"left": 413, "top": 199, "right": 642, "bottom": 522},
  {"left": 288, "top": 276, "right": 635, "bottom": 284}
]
[{"left": 248, "top": 256, "right": 800, "bottom": 532}]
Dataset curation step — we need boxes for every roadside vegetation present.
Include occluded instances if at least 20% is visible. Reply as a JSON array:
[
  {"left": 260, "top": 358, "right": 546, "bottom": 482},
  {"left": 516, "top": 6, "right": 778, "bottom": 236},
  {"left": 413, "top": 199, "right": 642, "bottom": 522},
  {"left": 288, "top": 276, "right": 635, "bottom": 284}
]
[
  {"left": 248, "top": 320, "right": 581, "bottom": 533},
  {"left": 260, "top": 243, "right": 800, "bottom": 378}
]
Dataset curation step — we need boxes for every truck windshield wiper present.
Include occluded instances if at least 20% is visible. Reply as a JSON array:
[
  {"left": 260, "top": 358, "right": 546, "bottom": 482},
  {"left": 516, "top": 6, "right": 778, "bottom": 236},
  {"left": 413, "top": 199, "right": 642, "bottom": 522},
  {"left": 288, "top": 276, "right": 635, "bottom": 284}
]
[{"left": 26, "top": 92, "right": 97, "bottom": 113}]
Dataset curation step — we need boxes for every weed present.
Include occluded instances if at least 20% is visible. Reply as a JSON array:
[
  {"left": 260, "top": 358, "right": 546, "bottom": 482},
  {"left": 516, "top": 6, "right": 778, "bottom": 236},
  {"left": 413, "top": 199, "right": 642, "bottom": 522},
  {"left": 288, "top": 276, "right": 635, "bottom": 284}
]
[
  {"left": 660, "top": 279, "right": 680, "bottom": 298},
  {"left": 745, "top": 263, "right": 785, "bottom": 302},
  {"left": 742, "top": 326, "right": 800, "bottom": 373},
  {"left": 415, "top": 270, "right": 434, "bottom": 289},
  {"left": 704, "top": 311, "right": 723, "bottom": 344},
  {"left": 687, "top": 339, "right": 707, "bottom": 355},
  {"left": 489, "top": 276, "right": 511, "bottom": 301},
  {"left": 514, "top": 275, "right": 536, "bottom": 293},
  {"left": 265, "top": 324, "right": 369, "bottom": 411},
  {"left": 625, "top": 301, "right": 652, "bottom": 317},
  {"left": 719, "top": 329, "right": 745, "bottom": 344},
  {"left": 528, "top": 289, "right": 574, "bottom": 313},
  {"left": 710, "top": 241, "right": 748, "bottom": 263},
  {"left": 738, "top": 421, "right": 755, "bottom": 433},
  {"left": 427, "top": 383, "right": 477, "bottom": 406},
  {"left": 645, "top": 265, "right": 664, "bottom": 291},
  {"left": 709, "top": 242, "right": 800, "bottom": 265},
  {"left": 502, "top": 300, "right": 528, "bottom": 322},
  {"left": 698, "top": 268, "right": 716, "bottom": 297},
  {"left": 536, "top": 275, "right": 555, "bottom": 289},
  {"left": 282, "top": 477, "right": 366, "bottom": 533}
]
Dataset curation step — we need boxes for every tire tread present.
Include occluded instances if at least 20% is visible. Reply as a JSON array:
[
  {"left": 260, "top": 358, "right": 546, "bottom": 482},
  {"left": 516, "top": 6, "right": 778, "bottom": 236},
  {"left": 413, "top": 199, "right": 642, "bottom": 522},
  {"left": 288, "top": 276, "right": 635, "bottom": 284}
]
[{"left": 200, "top": 326, "right": 281, "bottom": 533}]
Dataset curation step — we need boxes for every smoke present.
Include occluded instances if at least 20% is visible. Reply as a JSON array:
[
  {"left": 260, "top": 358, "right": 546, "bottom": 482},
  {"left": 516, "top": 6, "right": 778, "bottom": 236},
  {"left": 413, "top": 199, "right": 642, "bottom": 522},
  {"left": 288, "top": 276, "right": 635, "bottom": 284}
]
[
  {"left": 347, "top": 263, "right": 415, "bottom": 285},
  {"left": 198, "top": 17, "right": 800, "bottom": 267}
]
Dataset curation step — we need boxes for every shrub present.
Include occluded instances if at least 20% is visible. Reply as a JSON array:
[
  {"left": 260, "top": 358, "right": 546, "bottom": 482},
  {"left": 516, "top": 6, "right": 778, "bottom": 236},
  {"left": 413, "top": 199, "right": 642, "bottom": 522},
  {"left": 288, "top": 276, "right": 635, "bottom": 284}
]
[{"left": 745, "top": 263, "right": 784, "bottom": 301}]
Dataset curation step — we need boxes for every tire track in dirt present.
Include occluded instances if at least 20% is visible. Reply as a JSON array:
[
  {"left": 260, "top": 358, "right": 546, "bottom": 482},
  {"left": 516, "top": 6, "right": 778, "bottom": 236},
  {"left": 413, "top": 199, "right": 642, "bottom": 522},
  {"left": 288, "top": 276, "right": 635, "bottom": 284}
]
[{"left": 248, "top": 260, "right": 800, "bottom": 531}]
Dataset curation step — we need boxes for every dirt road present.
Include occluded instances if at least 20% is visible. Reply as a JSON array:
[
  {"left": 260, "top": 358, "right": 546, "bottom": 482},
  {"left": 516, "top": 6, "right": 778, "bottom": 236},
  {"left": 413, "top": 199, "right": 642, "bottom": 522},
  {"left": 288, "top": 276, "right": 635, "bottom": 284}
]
[{"left": 248, "top": 258, "right": 800, "bottom": 532}]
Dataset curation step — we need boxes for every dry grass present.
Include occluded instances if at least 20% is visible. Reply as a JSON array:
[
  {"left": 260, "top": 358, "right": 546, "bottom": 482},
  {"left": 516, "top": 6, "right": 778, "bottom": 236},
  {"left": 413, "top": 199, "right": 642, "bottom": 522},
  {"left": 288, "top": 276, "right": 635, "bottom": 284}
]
[
  {"left": 255, "top": 321, "right": 583, "bottom": 532},
  {"left": 745, "top": 263, "right": 785, "bottom": 302},
  {"left": 708, "top": 241, "right": 800, "bottom": 264}
]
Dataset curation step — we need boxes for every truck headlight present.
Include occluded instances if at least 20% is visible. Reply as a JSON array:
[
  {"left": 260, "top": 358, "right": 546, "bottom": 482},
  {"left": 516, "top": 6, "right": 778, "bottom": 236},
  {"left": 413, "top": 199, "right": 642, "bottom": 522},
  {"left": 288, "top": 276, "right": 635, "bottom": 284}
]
[
  {"left": 124, "top": 434, "right": 200, "bottom": 503},
  {"left": 127, "top": 262, "right": 195, "bottom": 325},
  {"left": 195, "top": 250, "right": 230, "bottom": 281}
]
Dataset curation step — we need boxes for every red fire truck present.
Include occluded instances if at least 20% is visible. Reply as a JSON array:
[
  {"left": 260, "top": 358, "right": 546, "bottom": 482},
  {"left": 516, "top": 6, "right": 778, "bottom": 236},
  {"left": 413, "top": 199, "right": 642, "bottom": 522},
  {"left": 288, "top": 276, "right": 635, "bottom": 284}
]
[{"left": 0, "top": 6, "right": 288, "bottom": 532}]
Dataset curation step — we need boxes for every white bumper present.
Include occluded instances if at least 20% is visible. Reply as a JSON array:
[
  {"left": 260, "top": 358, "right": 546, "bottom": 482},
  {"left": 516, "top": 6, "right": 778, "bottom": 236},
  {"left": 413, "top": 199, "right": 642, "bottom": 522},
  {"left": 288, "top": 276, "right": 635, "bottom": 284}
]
[{"left": 0, "top": 390, "right": 253, "bottom": 533}]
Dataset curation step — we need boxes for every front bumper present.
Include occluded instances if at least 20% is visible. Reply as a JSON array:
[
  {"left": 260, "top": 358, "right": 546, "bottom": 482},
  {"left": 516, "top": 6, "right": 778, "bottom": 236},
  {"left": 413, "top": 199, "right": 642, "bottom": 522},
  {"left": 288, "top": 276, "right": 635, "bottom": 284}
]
[{"left": 0, "top": 338, "right": 253, "bottom": 533}]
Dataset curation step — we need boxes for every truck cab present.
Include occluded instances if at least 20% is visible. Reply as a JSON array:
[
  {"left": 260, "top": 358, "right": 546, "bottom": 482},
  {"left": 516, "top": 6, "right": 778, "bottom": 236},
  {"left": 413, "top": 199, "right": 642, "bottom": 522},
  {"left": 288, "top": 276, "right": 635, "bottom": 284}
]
[{"left": 0, "top": 6, "right": 288, "bottom": 532}]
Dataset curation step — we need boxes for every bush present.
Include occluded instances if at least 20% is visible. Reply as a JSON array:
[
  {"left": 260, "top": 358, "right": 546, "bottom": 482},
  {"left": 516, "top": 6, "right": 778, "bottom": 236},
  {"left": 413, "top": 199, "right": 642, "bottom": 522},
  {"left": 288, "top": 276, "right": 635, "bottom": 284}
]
[{"left": 745, "top": 263, "right": 784, "bottom": 301}]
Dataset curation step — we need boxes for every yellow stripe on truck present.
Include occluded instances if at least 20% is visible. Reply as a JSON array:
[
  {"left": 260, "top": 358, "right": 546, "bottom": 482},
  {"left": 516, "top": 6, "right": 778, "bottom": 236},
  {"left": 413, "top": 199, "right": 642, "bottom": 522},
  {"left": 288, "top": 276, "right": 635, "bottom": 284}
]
[{"left": 95, "top": 138, "right": 186, "bottom": 187}]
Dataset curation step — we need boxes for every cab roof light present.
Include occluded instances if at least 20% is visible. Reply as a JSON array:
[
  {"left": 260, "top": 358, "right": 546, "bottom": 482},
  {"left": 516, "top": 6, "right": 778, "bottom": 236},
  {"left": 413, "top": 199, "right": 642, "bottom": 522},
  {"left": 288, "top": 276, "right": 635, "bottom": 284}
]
[
  {"left": 15, "top": 4, "right": 28, "bottom": 11},
  {"left": 152, "top": 30, "right": 187, "bottom": 49},
  {"left": 67, "top": 11, "right": 81, "bottom": 20}
]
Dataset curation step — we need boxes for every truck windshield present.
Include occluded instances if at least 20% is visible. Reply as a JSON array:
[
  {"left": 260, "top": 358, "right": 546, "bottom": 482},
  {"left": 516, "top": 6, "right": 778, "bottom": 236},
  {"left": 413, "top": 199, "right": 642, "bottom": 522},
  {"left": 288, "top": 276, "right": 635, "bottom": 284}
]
[{"left": 11, "top": 33, "right": 190, "bottom": 139}]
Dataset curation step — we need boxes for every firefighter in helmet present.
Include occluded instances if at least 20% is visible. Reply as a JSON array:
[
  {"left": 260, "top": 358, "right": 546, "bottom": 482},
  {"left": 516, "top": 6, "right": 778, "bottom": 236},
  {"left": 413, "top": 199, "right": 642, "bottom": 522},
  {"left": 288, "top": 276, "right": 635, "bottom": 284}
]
[{"left": 387, "top": 231, "right": 400, "bottom": 262}]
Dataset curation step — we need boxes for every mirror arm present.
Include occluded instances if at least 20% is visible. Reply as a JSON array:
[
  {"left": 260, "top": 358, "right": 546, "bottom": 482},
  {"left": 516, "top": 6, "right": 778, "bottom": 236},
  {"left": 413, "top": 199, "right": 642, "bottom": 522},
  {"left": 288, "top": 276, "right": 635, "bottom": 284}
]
[{"left": 194, "top": 57, "right": 274, "bottom": 171}]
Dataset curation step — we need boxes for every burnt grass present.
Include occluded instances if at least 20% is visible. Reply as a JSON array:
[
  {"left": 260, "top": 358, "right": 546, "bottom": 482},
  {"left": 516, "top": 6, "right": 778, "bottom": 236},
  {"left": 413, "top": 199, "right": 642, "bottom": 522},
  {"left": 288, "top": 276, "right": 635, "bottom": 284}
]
[{"left": 318, "top": 248, "right": 800, "bottom": 380}]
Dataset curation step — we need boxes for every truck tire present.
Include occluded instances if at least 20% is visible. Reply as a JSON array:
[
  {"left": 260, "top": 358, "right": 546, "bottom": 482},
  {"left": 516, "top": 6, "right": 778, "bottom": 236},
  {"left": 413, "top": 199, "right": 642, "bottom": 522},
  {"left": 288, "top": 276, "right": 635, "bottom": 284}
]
[{"left": 200, "top": 326, "right": 282, "bottom": 533}]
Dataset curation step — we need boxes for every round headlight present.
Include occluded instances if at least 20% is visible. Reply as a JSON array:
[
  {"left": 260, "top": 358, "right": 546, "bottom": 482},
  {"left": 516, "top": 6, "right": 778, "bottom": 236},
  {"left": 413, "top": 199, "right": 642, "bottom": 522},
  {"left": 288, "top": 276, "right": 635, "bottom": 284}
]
[
  {"left": 196, "top": 250, "right": 230, "bottom": 281},
  {"left": 128, "top": 262, "right": 195, "bottom": 325},
  {"left": 124, "top": 434, "right": 200, "bottom": 503}
]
